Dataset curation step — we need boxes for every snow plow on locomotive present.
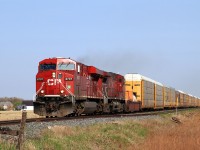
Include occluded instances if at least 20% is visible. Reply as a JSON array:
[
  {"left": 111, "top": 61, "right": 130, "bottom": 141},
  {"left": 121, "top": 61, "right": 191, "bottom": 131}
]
[{"left": 34, "top": 57, "right": 140, "bottom": 117}]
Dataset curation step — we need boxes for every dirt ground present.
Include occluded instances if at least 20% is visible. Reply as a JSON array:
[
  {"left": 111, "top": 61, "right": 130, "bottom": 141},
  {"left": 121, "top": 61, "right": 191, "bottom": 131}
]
[{"left": 0, "top": 110, "right": 43, "bottom": 120}]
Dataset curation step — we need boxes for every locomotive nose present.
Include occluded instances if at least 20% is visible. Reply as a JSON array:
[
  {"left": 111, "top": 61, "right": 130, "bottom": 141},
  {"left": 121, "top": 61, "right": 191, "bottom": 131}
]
[
  {"left": 46, "top": 71, "right": 59, "bottom": 79},
  {"left": 36, "top": 71, "right": 62, "bottom": 95},
  {"left": 43, "top": 71, "right": 73, "bottom": 96}
]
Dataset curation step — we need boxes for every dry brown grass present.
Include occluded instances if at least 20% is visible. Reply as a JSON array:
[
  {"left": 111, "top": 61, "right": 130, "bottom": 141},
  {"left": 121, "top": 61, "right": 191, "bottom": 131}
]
[
  {"left": 0, "top": 110, "right": 43, "bottom": 120},
  {"left": 47, "top": 125, "right": 75, "bottom": 138},
  {"left": 24, "top": 143, "right": 37, "bottom": 150},
  {"left": 140, "top": 111, "right": 200, "bottom": 150}
]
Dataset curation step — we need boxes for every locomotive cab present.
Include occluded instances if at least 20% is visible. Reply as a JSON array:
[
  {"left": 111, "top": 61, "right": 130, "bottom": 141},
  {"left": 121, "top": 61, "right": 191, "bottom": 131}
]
[{"left": 34, "top": 57, "right": 76, "bottom": 117}]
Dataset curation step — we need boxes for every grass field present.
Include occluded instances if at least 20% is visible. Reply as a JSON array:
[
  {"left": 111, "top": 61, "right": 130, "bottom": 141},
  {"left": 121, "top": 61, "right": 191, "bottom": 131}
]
[
  {"left": 0, "top": 110, "right": 42, "bottom": 120},
  {"left": 1, "top": 109, "right": 200, "bottom": 150}
]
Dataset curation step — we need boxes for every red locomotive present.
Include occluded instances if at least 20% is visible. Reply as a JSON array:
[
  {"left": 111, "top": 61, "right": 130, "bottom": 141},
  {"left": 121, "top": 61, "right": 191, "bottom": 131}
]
[{"left": 34, "top": 57, "right": 140, "bottom": 117}]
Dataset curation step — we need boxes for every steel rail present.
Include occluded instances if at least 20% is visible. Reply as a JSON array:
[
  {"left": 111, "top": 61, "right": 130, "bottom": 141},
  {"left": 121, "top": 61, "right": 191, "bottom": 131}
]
[{"left": 0, "top": 108, "right": 197, "bottom": 126}]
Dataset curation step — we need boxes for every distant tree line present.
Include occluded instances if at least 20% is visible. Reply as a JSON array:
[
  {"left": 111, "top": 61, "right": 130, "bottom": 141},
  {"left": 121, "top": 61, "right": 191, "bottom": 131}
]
[{"left": 0, "top": 97, "right": 23, "bottom": 109}]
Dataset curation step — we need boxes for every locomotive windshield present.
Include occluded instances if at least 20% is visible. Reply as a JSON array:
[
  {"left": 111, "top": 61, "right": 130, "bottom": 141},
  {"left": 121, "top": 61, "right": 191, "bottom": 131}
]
[
  {"left": 39, "top": 63, "right": 75, "bottom": 71},
  {"left": 58, "top": 63, "right": 75, "bottom": 70},
  {"left": 40, "top": 64, "right": 56, "bottom": 71}
]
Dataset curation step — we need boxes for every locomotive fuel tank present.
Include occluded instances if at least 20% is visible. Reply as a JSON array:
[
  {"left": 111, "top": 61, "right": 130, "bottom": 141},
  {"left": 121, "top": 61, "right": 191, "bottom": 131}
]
[{"left": 75, "top": 102, "right": 97, "bottom": 115}]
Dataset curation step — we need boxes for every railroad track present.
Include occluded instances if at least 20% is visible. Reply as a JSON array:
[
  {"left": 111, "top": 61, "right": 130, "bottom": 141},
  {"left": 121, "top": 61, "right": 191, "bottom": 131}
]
[{"left": 0, "top": 108, "right": 193, "bottom": 126}]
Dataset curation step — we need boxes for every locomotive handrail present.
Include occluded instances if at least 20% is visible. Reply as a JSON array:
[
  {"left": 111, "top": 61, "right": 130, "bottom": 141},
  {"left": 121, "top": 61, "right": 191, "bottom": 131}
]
[
  {"left": 59, "top": 80, "right": 75, "bottom": 97},
  {"left": 97, "top": 87, "right": 108, "bottom": 100},
  {"left": 59, "top": 81, "right": 75, "bottom": 104},
  {"left": 33, "top": 82, "right": 45, "bottom": 101}
]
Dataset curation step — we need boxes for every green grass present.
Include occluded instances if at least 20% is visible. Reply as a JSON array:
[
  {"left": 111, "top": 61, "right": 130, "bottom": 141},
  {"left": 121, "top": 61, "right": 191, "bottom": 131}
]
[
  {"left": 0, "top": 142, "right": 16, "bottom": 150},
  {"left": 21, "top": 121, "right": 148, "bottom": 150},
  {"left": 159, "top": 108, "right": 199, "bottom": 119}
]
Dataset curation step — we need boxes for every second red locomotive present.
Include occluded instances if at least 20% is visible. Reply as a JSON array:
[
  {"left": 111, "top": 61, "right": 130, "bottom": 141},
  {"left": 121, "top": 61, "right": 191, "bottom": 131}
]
[{"left": 34, "top": 57, "right": 139, "bottom": 117}]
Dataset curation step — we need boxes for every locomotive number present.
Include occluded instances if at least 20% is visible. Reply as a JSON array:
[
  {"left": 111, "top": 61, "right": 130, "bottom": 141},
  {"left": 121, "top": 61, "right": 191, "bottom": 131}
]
[
  {"left": 65, "top": 78, "right": 73, "bottom": 81},
  {"left": 47, "top": 79, "right": 61, "bottom": 86}
]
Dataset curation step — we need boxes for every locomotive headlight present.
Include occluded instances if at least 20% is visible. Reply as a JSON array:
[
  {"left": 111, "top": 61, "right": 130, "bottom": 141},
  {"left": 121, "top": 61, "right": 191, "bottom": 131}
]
[
  {"left": 41, "top": 90, "right": 44, "bottom": 94},
  {"left": 52, "top": 72, "right": 56, "bottom": 78},
  {"left": 60, "top": 90, "right": 64, "bottom": 94}
]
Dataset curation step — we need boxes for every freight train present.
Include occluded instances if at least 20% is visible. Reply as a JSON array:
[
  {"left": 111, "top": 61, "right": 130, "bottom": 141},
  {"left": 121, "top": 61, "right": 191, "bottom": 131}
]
[{"left": 33, "top": 57, "right": 200, "bottom": 117}]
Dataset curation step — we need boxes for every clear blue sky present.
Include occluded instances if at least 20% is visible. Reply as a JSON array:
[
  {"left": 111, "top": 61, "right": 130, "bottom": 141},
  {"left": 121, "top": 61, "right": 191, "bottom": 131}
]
[{"left": 0, "top": 0, "right": 200, "bottom": 99}]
